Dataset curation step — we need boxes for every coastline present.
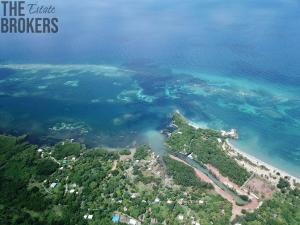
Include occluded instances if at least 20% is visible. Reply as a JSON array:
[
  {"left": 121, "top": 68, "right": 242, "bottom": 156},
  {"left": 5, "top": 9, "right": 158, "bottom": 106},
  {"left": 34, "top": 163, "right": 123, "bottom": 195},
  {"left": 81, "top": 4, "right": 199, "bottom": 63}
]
[
  {"left": 185, "top": 116, "right": 300, "bottom": 188},
  {"left": 225, "top": 140, "right": 300, "bottom": 187}
]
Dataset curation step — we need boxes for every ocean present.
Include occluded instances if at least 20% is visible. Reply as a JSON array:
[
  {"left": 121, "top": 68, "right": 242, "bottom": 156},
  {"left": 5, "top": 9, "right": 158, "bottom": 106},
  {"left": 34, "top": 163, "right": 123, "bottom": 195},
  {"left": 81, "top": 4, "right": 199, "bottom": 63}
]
[{"left": 0, "top": 0, "right": 300, "bottom": 177}]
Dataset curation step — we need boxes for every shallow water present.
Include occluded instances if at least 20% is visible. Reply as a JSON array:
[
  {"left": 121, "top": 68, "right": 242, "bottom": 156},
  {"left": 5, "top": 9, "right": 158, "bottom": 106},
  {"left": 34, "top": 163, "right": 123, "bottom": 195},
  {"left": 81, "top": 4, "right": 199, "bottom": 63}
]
[
  {"left": 0, "top": 63, "right": 299, "bottom": 178},
  {"left": 1, "top": 0, "right": 300, "bottom": 177}
]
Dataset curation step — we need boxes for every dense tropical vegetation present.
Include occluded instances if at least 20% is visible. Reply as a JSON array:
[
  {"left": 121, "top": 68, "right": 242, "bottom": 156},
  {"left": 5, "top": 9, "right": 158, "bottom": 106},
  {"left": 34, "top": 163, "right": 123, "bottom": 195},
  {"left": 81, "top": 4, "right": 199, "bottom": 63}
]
[
  {"left": 133, "top": 145, "right": 150, "bottom": 160},
  {"left": 166, "top": 112, "right": 251, "bottom": 186},
  {"left": 0, "top": 135, "right": 231, "bottom": 225},
  {"left": 238, "top": 189, "right": 300, "bottom": 225},
  {"left": 163, "top": 156, "right": 212, "bottom": 189},
  {"left": 1, "top": 127, "right": 299, "bottom": 225}
]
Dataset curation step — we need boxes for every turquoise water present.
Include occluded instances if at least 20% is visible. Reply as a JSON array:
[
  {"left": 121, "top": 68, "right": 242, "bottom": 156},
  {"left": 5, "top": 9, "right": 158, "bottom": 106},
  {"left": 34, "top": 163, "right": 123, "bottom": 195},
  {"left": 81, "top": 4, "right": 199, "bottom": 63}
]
[
  {"left": 1, "top": 0, "right": 300, "bottom": 177},
  {"left": 0, "top": 63, "right": 299, "bottom": 178}
]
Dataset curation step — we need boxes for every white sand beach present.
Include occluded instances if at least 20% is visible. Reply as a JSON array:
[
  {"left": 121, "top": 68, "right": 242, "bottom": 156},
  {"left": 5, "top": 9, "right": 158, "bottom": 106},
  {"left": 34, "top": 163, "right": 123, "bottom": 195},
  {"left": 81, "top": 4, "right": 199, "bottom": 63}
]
[
  {"left": 185, "top": 115, "right": 300, "bottom": 188},
  {"left": 225, "top": 140, "right": 300, "bottom": 188}
]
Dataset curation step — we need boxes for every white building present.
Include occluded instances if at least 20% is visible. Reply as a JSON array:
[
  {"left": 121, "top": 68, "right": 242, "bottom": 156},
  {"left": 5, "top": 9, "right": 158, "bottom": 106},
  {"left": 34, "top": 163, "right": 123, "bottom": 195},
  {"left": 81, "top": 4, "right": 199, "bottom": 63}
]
[
  {"left": 50, "top": 183, "right": 57, "bottom": 188},
  {"left": 83, "top": 214, "right": 93, "bottom": 220},
  {"left": 178, "top": 215, "right": 184, "bottom": 220},
  {"left": 167, "top": 199, "right": 173, "bottom": 204},
  {"left": 129, "top": 218, "right": 138, "bottom": 225}
]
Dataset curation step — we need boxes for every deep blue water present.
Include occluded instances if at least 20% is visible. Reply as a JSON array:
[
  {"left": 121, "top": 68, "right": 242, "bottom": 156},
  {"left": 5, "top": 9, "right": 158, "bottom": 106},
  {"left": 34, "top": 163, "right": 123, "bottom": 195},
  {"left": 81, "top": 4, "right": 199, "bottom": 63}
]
[{"left": 0, "top": 0, "right": 300, "bottom": 177}]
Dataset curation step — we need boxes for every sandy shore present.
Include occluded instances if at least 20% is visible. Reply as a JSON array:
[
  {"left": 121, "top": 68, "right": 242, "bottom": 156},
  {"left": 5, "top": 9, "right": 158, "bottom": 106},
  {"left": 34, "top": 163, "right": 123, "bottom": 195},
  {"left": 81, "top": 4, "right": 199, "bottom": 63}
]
[
  {"left": 185, "top": 117, "right": 300, "bottom": 188},
  {"left": 225, "top": 140, "right": 300, "bottom": 188}
]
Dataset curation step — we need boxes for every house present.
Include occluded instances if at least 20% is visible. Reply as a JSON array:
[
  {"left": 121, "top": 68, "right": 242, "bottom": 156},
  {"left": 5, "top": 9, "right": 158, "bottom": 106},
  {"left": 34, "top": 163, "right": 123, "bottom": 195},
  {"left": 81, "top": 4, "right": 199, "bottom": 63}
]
[
  {"left": 150, "top": 218, "right": 158, "bottom": 224},
  {"left": 83, "top": 214, "right": 93, "bottom": 220},
  {"left": 131, "top": 193, "right": 138, "bottom": 199},
  {"left": 187, "top": 153, "right": 194, "bottom": 159},
  {"left": 116, "top": 213, "right": 141, "bottom": 225},
  {"left": 50, "top": 182, "right": 57, "bottom": 188},
  {"left": 178, "top": 215, "right": 184, "bottom": 220},
  {"left": 129, "top": 218, "right": 138, "bottom": 225},
  {"left": 138, "top": 214, "right": 145, "bottom": 222},
  {"left": 167, "top": 199, "right": 173, "bottom": 204},
  {"left": 192, "top": 222, "right": 200, "bottom": 225}
]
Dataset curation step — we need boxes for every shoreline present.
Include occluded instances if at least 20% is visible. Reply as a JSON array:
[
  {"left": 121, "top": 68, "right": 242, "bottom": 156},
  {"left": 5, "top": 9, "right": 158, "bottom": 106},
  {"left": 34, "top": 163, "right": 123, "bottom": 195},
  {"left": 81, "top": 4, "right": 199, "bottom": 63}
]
[
  {"left": 185, "top": 116, "right": 300, "bottom": 187},
  {"left": 225, "top": 140, "right": 300, "bottom": 187}
]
